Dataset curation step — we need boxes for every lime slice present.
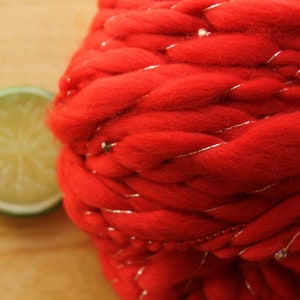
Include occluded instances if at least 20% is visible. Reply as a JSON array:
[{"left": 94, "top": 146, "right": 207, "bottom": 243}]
[{"left": 0, "top": 86, "right": 61, "bottom": 216}]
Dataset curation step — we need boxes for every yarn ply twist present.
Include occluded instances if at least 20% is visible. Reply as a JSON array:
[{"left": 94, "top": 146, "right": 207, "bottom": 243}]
[{"left": 48, "top": 0, "right": 300, "bottom": 299}]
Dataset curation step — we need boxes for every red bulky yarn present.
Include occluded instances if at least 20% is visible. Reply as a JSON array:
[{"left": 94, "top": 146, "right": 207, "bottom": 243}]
[{"left": 48, "top": 0, "right": 300, "bottom": 299}]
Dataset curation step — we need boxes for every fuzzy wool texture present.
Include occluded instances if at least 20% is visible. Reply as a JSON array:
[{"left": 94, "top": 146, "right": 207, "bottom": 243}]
[{"left": 48, "top": 0, "right": 300, "bottom": 299}]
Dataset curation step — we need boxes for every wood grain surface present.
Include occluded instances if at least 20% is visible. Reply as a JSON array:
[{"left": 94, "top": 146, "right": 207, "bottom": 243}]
[{"left": 0, "top": 1, "right": 119, "bottom": 299}]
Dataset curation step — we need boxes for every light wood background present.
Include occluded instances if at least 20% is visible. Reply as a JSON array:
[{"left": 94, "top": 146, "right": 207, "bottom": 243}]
[{"left": 0, "top": 1, "right": 119, "bottom": 299}]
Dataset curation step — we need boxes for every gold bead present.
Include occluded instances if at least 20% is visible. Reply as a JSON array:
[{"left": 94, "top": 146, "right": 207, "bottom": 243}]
[{"left": 274, "top": 248, "right": 288, "bottom": 261}]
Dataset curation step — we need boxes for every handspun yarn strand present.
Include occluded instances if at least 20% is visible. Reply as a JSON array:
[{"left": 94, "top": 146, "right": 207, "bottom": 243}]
[{"left": 48, "top": 0, "right": 300, "bottom": 299}]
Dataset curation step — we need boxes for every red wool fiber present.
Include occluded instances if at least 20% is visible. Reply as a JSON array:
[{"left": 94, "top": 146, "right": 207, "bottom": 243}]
[{"left": 48, "top": 0, "right": 300, "bottom": 299}]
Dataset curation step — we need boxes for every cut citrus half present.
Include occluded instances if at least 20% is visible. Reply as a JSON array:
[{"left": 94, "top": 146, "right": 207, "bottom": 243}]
[{"left": 0, "top": 86, "right": 61, "bottom": 216}]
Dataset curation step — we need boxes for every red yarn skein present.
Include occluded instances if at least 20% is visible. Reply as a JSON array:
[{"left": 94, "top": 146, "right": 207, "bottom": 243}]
[{"left": 48, "top": 1, "right": 300, "bottom": 299}]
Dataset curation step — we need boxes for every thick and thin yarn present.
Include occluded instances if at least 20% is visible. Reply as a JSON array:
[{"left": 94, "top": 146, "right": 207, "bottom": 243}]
[{"left": 48, "top": 0, "right": 300, "bottom": 299}]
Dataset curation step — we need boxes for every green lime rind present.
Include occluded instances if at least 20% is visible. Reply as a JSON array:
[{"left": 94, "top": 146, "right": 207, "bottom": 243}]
[
  {"left": 0, "top": 85, "right": 54, "bottom": 101},
  {"left": 0, "top": 194, "right": 62, "bottom": 217}
]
